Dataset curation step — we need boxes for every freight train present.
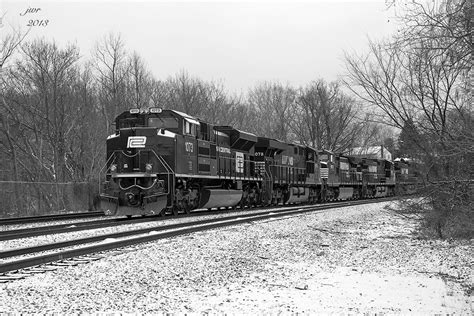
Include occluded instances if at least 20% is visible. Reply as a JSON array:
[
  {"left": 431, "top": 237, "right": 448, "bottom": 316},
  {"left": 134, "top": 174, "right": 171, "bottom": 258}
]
[{"left": 99, "top": 108, "right": 419, "bottom": 216}]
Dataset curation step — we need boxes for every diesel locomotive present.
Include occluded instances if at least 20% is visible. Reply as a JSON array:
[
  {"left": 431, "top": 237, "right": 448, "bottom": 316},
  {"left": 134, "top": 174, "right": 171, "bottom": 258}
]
[{"left": 99, "top": 107, "right": 418, "bottom": 216}]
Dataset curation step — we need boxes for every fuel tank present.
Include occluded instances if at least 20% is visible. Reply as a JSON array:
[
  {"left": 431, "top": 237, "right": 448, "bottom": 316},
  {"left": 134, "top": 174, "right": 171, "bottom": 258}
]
[
  {"left": 199, "top": 189, "right": 242, "bottom": 209},
  {"left": 338, "top": 187, "right": 354, "bottom": 200}
]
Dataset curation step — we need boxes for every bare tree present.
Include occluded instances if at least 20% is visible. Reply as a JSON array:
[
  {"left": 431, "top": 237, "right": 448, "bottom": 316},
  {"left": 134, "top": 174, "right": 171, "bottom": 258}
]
[
  {"left": 15, "top": 39, "right": 80, "bottom": 182},
  {"left": 162, "top": 70, "right": 210, "bottom": 116},
  {"left": 149, "top": 78, "right": 170, "bottom": 108},
  {"left": 292, "top": 79, "right": 364, "bottom": 151},
  {"left": 127, "top": 51, "right": 153, "bottom": 109},
  {"left": 92, "top": 32, "right": 129, "bottom": 134},
  {"left": 391, "top": 0, "right": 472, "bottom": 69},
  {"left": 0, "top": 25, "right": 30, "bottom": 70},
  {"left": 199, "top": 80, "right": 230, "bottom": 124},
  {"left": 65, "top": 62, "right": 104, "bottom": 182},
  {"left": 0, "top": 25, "right": 29, "bottom": 189},
  {"left": 247, "top": 81, "right": 296, "bottom": 142}
]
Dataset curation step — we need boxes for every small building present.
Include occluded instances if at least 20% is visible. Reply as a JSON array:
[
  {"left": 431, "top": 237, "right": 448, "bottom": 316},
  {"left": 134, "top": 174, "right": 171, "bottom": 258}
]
[{"left": 346, "top": 146, "right": 392, "bottom": 161}]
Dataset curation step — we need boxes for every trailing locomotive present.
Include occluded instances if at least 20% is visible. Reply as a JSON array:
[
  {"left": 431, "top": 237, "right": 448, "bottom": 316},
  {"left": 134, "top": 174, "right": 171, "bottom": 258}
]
[{"left": 99, "top": 108, "right": 418, "bottom": 216}]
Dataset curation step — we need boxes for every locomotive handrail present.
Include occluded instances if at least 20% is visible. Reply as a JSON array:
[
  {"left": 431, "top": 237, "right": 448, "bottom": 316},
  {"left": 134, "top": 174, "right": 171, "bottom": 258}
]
[
  {"left": 98, "top": 152, "right": 118, "bottom": 176},
  {"left": 118, "top": 178, "right": 160, "bottom": 191},
  {"left": 106, "top": 149, "right": 175, "bottom": 176},
  {"left": 148, "top": 149, "right": 174, "bottom": 176},
  {"left": 121, "top": 151, "right": 140, "bottom": 158},
  {"left": 98, "top": 153, "right": 119, "bottom": 195},
  {"left": 143, "top": 192, "right": 168, "bottom": 199},
  {"left": 100, "top": 149, "right": 175, "bottom": 195},
  {"left": 145, "top": 149, "right": 175, "bottom": 203}
]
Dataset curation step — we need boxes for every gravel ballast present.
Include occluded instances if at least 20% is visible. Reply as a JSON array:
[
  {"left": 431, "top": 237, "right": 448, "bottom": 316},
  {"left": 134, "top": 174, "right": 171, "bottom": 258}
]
[{"left": 1, "top": 201, "right": 472, "bottom": 313}]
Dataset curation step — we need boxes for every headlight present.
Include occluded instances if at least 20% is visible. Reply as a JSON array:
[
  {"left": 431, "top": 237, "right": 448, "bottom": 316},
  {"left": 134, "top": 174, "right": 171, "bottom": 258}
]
[
  {"left": 110, "top": 164, "right": 117, "bottom": 172},
  {"left": 145, "top": 163, "right": 153, "bottom": 172},
  {"left": 149, "top": 107, "right": 162, "bottom": 113}
]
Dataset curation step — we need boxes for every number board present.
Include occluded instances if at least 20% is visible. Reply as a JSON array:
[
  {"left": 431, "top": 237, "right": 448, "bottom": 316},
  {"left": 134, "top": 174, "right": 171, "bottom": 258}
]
[{"left": 185, "top": 142, "right": 194, "bottom": 153}]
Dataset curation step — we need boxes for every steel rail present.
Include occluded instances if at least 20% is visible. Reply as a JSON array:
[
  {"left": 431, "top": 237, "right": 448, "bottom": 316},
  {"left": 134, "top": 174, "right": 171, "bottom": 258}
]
[
  {"left": 0, "top": 198, "right": 392, "bottom": 274},
  {"left": 0, "top": 211, "right": 104, "bottom": 225},
  {"left": 0, "top": 216, "right": 159, "bottom": 241}
]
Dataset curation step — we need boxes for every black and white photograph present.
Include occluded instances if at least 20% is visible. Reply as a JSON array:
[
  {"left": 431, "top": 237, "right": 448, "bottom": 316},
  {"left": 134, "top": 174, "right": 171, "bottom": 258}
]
[{"left": 0, "top": 0, "right": 472, "bottom": 313}]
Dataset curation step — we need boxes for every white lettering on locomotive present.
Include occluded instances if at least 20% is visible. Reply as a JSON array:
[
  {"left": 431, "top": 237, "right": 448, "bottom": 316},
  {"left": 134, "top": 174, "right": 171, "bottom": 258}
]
[
  {"left": 127, "top": 136, "right": 147, "bottom": 148},
  {"left": 217, "top": 146, "right": 231, "bottom": 154},
  {"left": 236, "top": 152, "right": 244, "bottom": 173},
  {"left": 185, "top": 142, "right": 194, "bottom": 153}
]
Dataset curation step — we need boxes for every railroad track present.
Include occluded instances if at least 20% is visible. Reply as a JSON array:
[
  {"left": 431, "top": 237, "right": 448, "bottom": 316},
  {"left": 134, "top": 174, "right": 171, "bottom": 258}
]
[
  {"left": 0, "top": 197, "right": 388, "bottom": 241},
  {"left": 0, "top": 205, "right": 301, "bottom": 240},
  {"left": 0, "top": 198, "right": 382, "bottom": 241},
  {"left": 0, "top": 215, "right": 158, "bottom": 241},
  {"left": 0, "top": 198, "right": 393, "bottom": 277},
  {"left": 0, "top": 211, "right": 104, "bottom": 225}
]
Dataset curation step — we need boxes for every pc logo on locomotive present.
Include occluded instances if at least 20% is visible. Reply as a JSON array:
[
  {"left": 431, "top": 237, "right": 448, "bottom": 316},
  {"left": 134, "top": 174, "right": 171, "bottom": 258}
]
[{"left": 127, "top": 136, "right": 147, "bottom": 148}]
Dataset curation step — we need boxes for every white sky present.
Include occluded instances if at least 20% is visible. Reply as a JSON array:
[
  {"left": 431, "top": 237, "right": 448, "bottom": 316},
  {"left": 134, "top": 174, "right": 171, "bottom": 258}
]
[{"left": 1, "top": 0, "right": 398, "bottom": 95}]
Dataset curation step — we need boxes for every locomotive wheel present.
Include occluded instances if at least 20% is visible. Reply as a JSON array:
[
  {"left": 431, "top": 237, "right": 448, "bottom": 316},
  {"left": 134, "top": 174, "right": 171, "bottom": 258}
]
[
  {"left": 184, "top": 204, "right": 191, "bottom": 215},
  {"left": 172, "top": 206, "right": 179, "bottom": 216}
]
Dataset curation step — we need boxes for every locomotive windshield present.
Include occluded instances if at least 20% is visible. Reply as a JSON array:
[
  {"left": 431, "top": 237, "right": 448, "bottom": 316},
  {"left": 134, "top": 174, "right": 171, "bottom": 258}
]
[
  {"left": 118, "top": 117, "right": 145, "bottom": 129},
  {"left": 148, "top": 116, "right": 179, "bottom": 130}
]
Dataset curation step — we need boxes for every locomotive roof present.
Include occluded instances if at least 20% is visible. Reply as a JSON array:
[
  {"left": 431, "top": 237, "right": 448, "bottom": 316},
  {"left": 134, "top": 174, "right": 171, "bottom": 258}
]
[
  {"left": 214, "top": 126, "right": 257, "bottom": 140},
  {"left": 170, "top": 110, "right": 200, "bottom": 125},
  {"left": 214, "top": 126, "right": 258, "bottom": 151},
  {"left": 255, "top": 137, "right": 288, "bottom": 151}
]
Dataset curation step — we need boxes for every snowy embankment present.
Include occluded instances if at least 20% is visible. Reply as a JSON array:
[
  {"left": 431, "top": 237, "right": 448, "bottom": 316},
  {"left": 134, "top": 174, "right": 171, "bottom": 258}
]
[{"left": 1, "top": 201, "right": 472, "bottom": 313}]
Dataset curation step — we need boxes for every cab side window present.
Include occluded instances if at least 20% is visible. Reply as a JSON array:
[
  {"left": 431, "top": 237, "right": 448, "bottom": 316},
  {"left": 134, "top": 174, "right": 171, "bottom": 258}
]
[{"left": 184, "top": 121, "right": 196, "bottom": 136}]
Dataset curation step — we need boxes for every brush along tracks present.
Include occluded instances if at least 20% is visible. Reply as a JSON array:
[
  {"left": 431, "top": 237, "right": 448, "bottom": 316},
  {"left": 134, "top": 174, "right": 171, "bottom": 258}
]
[{"left": 0, "top": 198, "right": 394, "bottom": 278}]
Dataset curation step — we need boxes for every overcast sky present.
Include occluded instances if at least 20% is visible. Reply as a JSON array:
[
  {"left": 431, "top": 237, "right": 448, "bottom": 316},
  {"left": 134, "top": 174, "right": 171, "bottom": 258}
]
[{"left": 1, "top": 0, "right": 398, "bottom": 94}]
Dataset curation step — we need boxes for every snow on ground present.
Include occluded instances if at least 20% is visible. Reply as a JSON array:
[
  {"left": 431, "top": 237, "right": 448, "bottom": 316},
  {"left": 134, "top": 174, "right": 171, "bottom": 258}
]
[{"left": 0, "top": 201, "right": 472, "bottom": 313}]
